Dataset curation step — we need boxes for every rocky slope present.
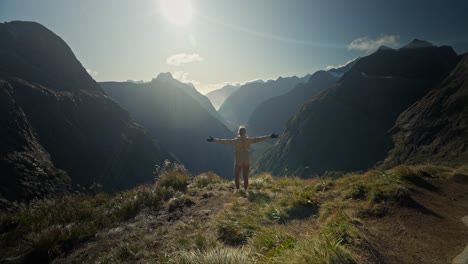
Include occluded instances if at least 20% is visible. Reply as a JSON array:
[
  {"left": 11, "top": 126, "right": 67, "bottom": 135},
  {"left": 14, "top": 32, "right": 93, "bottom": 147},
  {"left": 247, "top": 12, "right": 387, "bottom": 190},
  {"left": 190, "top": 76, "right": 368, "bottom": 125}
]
[
  {"left": 101, "top": 74, "right": 235, "bottom": 178},
  {"left": 0, "top": 21, "right": 173, "bottom": 198},
  {"left": 0, "top": 81, "right": 70, "bottom": 205},
  {"left": 383, "top": 54, "right": 468, "bottom": 167},
  {"left": 255, "top": 40, "right": 459, "bottom": 176}
]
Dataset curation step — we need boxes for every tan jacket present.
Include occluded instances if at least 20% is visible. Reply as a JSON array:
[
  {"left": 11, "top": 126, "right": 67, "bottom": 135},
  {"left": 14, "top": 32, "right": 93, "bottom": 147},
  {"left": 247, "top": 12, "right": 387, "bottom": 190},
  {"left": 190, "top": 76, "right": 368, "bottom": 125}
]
[{"left": 214, "top": 135, "right": 271, "bottom": 165}]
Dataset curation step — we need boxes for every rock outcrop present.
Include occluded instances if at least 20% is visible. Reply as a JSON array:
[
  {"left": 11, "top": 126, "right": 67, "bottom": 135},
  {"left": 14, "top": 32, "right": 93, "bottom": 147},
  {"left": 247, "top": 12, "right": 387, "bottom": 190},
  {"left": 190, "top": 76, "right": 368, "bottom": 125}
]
[{"left": 384, "top": 54, "right": 468, "bottom": 167}]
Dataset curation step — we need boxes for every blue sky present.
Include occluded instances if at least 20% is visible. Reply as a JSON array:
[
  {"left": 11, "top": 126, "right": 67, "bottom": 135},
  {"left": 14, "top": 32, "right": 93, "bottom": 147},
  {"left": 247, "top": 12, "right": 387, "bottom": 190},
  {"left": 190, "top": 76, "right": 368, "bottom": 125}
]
[{"left": 1, "top": 0, "right": 468, "bottom": 93}]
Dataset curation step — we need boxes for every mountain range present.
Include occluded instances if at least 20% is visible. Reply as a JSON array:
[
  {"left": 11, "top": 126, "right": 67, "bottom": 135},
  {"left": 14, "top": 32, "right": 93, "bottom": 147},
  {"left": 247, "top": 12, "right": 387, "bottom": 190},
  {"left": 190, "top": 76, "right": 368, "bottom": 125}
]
[
  {"left": 255, "top": 40, "right": 460, "bottom": 176},
  {"left": 246, "top": 59, "right": 358, "bottom": 136},
  {"left": 1, "top": 21, "right": 467, "bottom": 209},
  {"left": 217, "top": 75, "right": 311, "bottom": 131},
  {"left": 205, "top": 84, "right": 241, "bottom": 110},
  {"left": 155, "top": 72, "right": 224, "bottom": 122},
  {"left": 0, "top": 21, "right": 173, "bottom": 203},
  {"left": 101, "top": 74, "right": 235, "bottom": 178}
]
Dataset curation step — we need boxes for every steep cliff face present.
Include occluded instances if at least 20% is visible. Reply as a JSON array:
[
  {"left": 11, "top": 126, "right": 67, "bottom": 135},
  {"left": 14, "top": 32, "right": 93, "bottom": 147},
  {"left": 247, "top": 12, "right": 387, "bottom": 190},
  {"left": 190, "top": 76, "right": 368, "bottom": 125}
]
[
  {"left": 0, "top": 21, "right": 173, "bottom": 198},
  {"left": 0, "top": 21, "right": 100, "bottom": 92},
  {"left": 255, "top": 41, "right": 459, "bottom": 176},
  {"left": 0, "top": 80, "right": 70, "bottom": 204},
  {"left": 384, "top": 54, "right": 468, "bottom": 167}
]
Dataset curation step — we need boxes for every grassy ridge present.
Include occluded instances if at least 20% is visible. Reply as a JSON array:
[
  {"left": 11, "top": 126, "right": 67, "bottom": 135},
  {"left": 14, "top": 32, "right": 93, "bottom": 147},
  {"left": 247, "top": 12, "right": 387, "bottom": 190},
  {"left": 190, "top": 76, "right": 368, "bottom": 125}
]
[{"left": 0, "top": 163, "right": 464, "bottom": 263}]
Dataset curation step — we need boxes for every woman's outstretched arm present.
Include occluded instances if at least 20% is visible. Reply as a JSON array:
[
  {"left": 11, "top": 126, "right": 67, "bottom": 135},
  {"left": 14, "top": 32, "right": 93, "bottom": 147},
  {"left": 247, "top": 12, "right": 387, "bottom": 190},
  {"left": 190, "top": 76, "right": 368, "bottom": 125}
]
[
  {"left": 207, "top": 136, "right": 236, "bottom": 145},
  {"left": 248, "top": 133, "right": 279, "bottom": 144}
]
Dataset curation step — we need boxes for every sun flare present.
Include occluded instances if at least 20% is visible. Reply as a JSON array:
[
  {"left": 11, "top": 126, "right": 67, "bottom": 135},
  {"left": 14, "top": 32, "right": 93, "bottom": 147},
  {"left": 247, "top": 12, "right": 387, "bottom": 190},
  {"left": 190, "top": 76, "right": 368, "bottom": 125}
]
[{"left": 160, "top": 0, "right": 193, "bottom": 26}]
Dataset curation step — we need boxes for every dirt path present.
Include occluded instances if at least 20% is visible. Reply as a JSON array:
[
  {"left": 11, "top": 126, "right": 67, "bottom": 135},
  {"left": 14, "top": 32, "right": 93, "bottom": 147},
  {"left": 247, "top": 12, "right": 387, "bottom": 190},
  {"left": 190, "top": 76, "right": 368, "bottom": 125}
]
[
  {"left": 452, "top": 215, "right": 468, "bottom": 264},
  {"left": 365, "top": 174, "right": 468, "bottom": 264}
]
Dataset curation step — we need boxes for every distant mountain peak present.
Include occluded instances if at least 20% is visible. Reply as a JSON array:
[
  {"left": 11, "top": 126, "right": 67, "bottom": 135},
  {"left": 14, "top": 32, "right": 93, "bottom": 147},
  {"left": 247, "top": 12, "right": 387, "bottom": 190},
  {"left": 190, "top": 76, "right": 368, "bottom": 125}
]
[
  {"left": 154, "top": 72, "right": 174, "bottom": 82},
  {"left": 377, "top": 45, "right": 395, "bottom": 51},
  {"left": 401, "top": 39, "right": 436, "bottom": 49},
  {"left": 327, "top": 57, "right": 360, "bottom": 78}
]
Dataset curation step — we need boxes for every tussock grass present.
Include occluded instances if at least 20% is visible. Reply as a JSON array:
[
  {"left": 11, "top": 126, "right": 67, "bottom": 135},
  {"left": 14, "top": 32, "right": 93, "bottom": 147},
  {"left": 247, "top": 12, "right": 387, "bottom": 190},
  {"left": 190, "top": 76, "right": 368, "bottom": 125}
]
[
  {"left": 193, "top": 172, "right": 223, "bottom": 188},
  {"left": 0, "top": 164, "right": 456, "bottom": 263},
  {"left": 0, "top": 162, "right": 189, "bottom": 262},
  {"left": 279, "top": 187, "right": 319, "bottom": 220},
  {"left": 0, "top": 195, "right": 110, "bottom": 261},
  {"left": 323, "top": 211, "right": 360, "bottom": 245},
  {"left": 268, "top": 235, "right": 356, "bottom": 264},
  {"left": 155, "top": 160, "right": 190, "bottom": 192},
  {"left": 249, "top": 226, "right": 296, "bottom": 259},
  {"left": 216, "top": 199, "right": 264, "bottom": 246},
  {"left": 170, "top": 247, "right": 253, "bottom": 264},
  {"left": 168, "top": 191, "right": 194, "bottom": 212},
  {"left": 250, "top": 173, "right": 274, "bottom": 190}
]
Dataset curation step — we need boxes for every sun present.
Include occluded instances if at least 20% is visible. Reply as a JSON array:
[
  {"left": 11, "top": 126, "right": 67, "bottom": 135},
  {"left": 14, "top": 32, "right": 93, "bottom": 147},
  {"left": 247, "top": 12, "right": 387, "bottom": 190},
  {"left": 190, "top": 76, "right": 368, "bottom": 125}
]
[{"left": 160, "top": 0, "right": 193, "bottom": 26}]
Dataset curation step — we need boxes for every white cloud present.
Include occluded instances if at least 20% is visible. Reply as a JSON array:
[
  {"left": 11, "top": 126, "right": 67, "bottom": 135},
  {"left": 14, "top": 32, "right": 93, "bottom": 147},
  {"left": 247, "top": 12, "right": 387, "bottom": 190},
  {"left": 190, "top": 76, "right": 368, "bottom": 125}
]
[
  {"left": 166, "top": 53, "right": 204, "bottom": 66},
  {"left": 172, "top": 71, "right": 200, "bottom": 86},
  {"left": 86, "top": 68, "right": 98, "bottom": 76},
  {"left": 348, "top": 34, "right": 400, "bottom": 53}
]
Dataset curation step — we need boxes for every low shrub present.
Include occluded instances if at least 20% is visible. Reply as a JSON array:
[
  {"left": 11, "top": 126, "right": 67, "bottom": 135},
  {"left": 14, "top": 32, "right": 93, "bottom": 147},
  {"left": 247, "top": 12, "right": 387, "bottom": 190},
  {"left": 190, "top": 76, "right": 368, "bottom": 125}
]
[
  {"left": 155, "top": 160, "right": 190, "bottom": 192},
  {"left": 155, "top": 186, "right": 176, "bottom": 201},
  {"left": 113, "top": 186, "right": 163, "bottom": 220}
]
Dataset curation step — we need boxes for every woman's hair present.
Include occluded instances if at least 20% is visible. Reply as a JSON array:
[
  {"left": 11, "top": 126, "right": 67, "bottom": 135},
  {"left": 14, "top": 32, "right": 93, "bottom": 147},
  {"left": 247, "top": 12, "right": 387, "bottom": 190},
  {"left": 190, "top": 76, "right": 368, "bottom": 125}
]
[{"left": 238, "top": 126, "right": 247, "bottom": 136}]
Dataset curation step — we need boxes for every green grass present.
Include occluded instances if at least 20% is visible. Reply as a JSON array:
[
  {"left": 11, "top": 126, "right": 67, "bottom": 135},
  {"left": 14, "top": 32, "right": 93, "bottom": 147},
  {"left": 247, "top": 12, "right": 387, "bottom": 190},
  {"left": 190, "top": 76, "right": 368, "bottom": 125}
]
[
  {"left": 0, "top": 195, "right": 111, "bottom": 261},
  {"left": 280, "top": 187, "right": 319, "bottom": 220},
  {"left": 249, "top": 226, "right": 296, "bottom": 259},
  {"left": 170, "top": 247, "right": 253, "bottom": 264},
  {"left": 0, "top": 164, "right": 459, "bottom": 263},
  {"left": 216, "top": 199, "right": 264, "bottom": 246},
  {"left": 0, "top": 162, "right": 189, "bottom": 262},
  {"left": 193, "top": 172, "right": 223, "bottom": 188}
]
